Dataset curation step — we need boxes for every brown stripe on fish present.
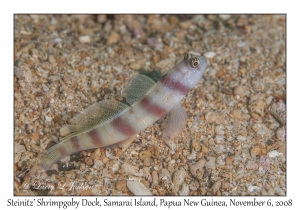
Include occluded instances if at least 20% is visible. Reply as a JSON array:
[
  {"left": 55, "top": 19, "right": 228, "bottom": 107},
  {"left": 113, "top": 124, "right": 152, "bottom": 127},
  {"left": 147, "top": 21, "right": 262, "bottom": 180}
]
[
  {"left": 140, "top": 96, "right": 168, "bottom": 118},
  {"left": 58, "top": 146, "right": 68, "bottom": 157},
  {"left": 88, "top": 129, "right": 104, "bottom": 147},
  {"left": 112, "top": 116, "right": 136, "bottom": 137},
  {"left": 70, "top": 136, "right": 81, "bottom": 151},
  {"left": 160, "top": 74, "right": 190, "bottom": 95}
]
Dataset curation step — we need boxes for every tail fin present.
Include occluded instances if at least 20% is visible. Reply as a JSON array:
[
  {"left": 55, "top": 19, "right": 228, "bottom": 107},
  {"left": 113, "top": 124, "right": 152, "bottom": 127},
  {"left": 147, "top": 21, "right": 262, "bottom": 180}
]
[{"left": 41, "top": 143, "right": 65, "bottom": 171}]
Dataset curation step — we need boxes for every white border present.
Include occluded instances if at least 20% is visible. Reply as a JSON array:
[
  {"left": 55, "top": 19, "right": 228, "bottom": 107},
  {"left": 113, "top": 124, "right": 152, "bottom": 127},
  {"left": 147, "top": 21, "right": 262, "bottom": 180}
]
[{"left": 2, "top": 0, "right": 299, "bottom": 209}]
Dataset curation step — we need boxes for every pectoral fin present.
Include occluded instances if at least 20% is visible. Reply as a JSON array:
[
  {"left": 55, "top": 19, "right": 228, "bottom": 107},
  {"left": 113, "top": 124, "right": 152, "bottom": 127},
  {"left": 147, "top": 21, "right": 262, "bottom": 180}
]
[{"left": 162, "top": 103, "right": 187, "bottom": 139}]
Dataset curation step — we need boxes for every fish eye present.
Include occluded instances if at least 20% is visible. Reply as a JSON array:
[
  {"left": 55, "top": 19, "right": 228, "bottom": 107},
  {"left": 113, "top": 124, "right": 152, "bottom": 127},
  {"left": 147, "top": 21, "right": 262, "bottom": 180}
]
[
  {"left": 184, "top": 53, "right": 192, "bottom": 60},
  {"left": 190, "top": 58, "right": 200, "bottom": 68}
]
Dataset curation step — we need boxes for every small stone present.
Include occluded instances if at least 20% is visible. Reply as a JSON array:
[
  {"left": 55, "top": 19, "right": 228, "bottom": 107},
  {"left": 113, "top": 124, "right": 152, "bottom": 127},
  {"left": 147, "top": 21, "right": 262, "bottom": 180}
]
[
  {"left": 226, "top": 157, "right": 233, "bottom": 165},
  {"left": 200, "top": 144, "right": 208, "bottom": 153},
  {"left": 230, "top": 109, "right": 243, "bottom": 120},
  {"left": 221, "top": 181, "right": 230, "bottom": 189},
  {"left": 53, "top": 115, "right": 62, "bottom": 125},
  {"left": 81, "top": 189, "right": 92, "bottom": 196},
  {"left": 116, "top": 180, "right": 128, "bottom": 192},
  {"left": 248, "top": 99, "right": 265, "bottom": 119},
  {"left": 276, "top": 126, "right": 286, "bottom": 141},
  {"left": 205, "top": 157, "right": 216, "bottom": 170},
  {"left": 192, "top": 140, "right": 201, "bottom": 152},
  {"left": 216, "top": 155, "right": 226, "bottom": 165},
  {"left": 159, "top": 168, "right": 172, "bottom": 181},
  {"left": 31, "top": 132, "right": 39, "bottom": 142},
  {"left": 127, "top": 180, "right": 152, "bottom": 195},
  {"left": 77, "top": 65, "right": 86, "bottom": 72},
  {"left": 274, "top": 185, "right": 285, "bottom": 195},
  {"left": 248, "top": 185, "right": 260, "bottom": 193},
  {"left": 179, "top": 183, "right": 189, "bottom": 196},
  {"left": 250, "top": 146, "right": 261, "bottom": 158},
  {"left": 173, "top": 168, "right": 186, "bottom": 194},
  {"left": 106, "top": 31, "right": 120, "bottom": 46},
  {"left": 121, "top": 162, "right": 143, "bottom": 176},
  {"left": 246, "top": 161, "right": 258, "bottom": 170},
  {"left": 234, "top": 85, "right": 248, "bottom": 98},
  {"left": 48, "top": 55, "right": 56, "bottom": 64},
  {"left": 102, "top": 157, "right": 109, "bottom": 164},
  {"left": 93, "top": 159, "right": 104, "bottom": 168},
  {"left": 79, "top": 35, "right": 91, "bottom": 44},
  {"left": 85, "top": 157, "right": 93, "bottom": 166},
  {"left": 14, "top": 143, "right": 26, "bottom": 163},
  {"left": 45, "top": 116, "right": 52, "bottom": 122},
  {"left": 269, "top": 98, "right": 286, "bottom": 124},
  {"left": 204, "top": 51, "right": 216, "bottom": 59},
  {"left": 130, "top": 62, "right": 142, "bottom": 71},
  {"left": 190, "top": 159, "right": 206, "bottom": 180},
  {"left": 268, "top": 150, "right": 283, "bottom": 158},
  {"left": 211, "top": 181, "right": 221, "bottom": 195},
  {"left": 152, "top": 170, "right": 158, "bottom": 187},
  {"left": 139, "top": 150, "right": 151, "bottom": 161}
]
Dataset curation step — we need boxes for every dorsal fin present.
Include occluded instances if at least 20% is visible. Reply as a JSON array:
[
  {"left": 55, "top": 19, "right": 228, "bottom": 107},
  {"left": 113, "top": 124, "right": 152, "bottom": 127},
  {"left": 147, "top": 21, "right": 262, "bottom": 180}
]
[
  {"left": 121, "top": 74, "right": 156, "bottom": 105},
  {"left": 60, "top": 100, "right": 129, "bottom": 139}
]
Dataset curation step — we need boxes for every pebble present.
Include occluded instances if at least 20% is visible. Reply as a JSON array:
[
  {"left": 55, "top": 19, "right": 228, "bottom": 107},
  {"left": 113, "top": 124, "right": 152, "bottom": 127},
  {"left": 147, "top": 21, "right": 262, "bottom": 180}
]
[
  {"left": 246, "top": 161, "right": 258, "bottom": 170},
  {"left": 204, "top": 51, "right": 216, "bottom": 59},
  {"left": 106, "top": 31, "right": 120, "bottom": 46},
  {"left": 230, "top": 109, "right": 243, "bottom": 120},
  {"left": 130, "top": 62, "right": 142, "bottom": 71},
  {"left": 179, "top": 183, "right": 189, "bottom": 195},
  {"left": 127, "top": 180, "right": 152, "bottom": 195},
  {"left": 211, "top": 181, "right": 221, "bottom": 194},
  {"left": 121, "top": 162, "right": 143, "bottom": 177},
  {"left": 276, "top": 126, "right": 286, "bottom": 141},
  {"left": 139, "top": 150, "right": 151, "bottom": 161},
  {"left": 84, "top": 157, "right": 94, "bottom": 166},
  {"left": 250, "top": 146, "right": 261, "bottom": 158},
  {"left": 269, "top": 98, "right": 286, "bottom": 124},
  {"left": 190, "top": 159, "right": 206, "bottom": 180},
  {"left": 200, "top": 144, "right": 208, "bottom": 153},
  {"left": 268, "top": 150, "right": 283, "bottom": 158},
  {"left": 159, "top": 168, "right": 172, "bottom": 181},
  {"left": 31, "top": 132, "right": 39, "bottom": 142},
  {"left": 48, "top": 55, "right": 56, "bottom": 64},
  {"left": 191, "top": 140, "right": 201, "bottom": 152},
  {"left": 116, "top": 180, "right": 128, "bottom": 193},
  {"left": 274, "top": 185, "right": 285, "bottom": 195},
  {"left": 79, "top": 35, "right": 91, "bottom": 44},
  {"left": 233, "top": 85, "right": 248, "bottom": 98},
  {"left": 247, "top": 185, "right": 259, "bottom": 193},
  {"left": 172, "top": 168, "right": 186, "bottom": 194},
  {"left": 152, "top": 170, "right": 158, "bottom": 187},
  {"left": 248, "top": 99, "right": 265, "bottom": 119},
  {"left": 81, "top": 189, "right": 92, "bottom": 196},
  {"left": 92, "top": 159, "right": 103, "bottom": 168},
  {"left": 216, "top": 155, "right": 226, "bottom": 165},
  {"left": 205, "top": 157, "right": 216, "bottom": 170},
  {"left": 14, "top": 143, "right": 26, "bottom": 163}
]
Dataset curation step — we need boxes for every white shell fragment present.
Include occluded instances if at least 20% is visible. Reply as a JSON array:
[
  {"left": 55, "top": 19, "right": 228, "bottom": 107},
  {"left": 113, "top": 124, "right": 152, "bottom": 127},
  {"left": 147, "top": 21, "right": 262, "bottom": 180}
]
[
  {"left": 248, "top": 185, "right": 260, "bottom": 193},
  {"left": 121, "top": 162, "right": 143, "bottom": 176},
  {"left": 126, "top": 180, "right": 152, "bottom": 195},
  {"left": 268, "top": 150, "right": 283, "bottom": 158},
  {"left": 178, "top": 183, "right": 189, "bottom": 195},
  {"left": 172, "top": 168, "right": 186, "bottom": 194}
]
